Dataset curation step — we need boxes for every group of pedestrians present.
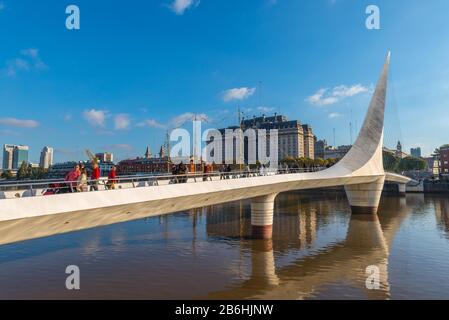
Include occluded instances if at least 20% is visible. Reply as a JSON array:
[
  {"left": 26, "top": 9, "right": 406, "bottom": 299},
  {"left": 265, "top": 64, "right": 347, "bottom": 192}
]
[
  {"left": 171, "top": 161, "right": 188, "bottom": 183},
  {"left": 170, "top": 160, "right": 216, "bottom": 184},
  {"left": 219, "top": 163, "right": 233, "bottom": 180},
  {"left": 63, "top": 162, "right": 117, "bottom": 193},
  {"left": 58, "top": 160, "right": 294, "bottom": 193}
]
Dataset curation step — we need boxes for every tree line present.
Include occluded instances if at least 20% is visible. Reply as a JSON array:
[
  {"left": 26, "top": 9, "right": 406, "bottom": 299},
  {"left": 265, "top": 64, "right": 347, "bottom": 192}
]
[
  {"left": 382, "top": 152, "right": 427, "bottom": 173},
  {"left": 280, "top": 157, "right": 339, "bottom": 168},
  {"left": 0, "top": 161, "right": 48, "bottom": 180}
]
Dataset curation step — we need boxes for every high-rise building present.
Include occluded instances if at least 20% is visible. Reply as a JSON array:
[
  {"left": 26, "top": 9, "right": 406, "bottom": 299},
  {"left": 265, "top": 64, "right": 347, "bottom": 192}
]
[
  {"left": 2, "top": 144, "right": 14, "bottom": 170},
  {"left": 39, "top": 146, "right": 54, "bottom": 169},
  {"left": 411, "top": 147, "right": 422, "bottom": 158},
  {"left": 13, "top": 145, "right": 29, "bottom": 169},
  {"left": 2, "top": 144, "right": 29, "bottom": 170}
]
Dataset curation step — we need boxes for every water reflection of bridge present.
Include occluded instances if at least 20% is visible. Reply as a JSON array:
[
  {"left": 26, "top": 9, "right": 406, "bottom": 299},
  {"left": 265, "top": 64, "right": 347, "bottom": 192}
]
[
  {"left": 201, "top": 194, "right": 421, "bottom": 300},
  {"left": 205, "top": 191, "right": 350, "bottom": 249}
]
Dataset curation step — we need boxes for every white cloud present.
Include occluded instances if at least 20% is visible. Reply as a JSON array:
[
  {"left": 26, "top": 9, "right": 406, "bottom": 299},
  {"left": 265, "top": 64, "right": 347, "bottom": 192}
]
[
  {"left": 3, "top": 48, "right": 47, "bottom": 77},
  {"left": 137, "top": 119, "right": 166, "bottom": 129},
  {"left": 83, "top": 109, "right": 107, "bottom": 127},
  {"left": 114, "top": 114, "right": 130, "bottom": 130},
  {"left": 306, "top": 84, "right": 370, "bottom": 106},
  {"left": 6, "top": 59, "right": 29, "bottom": 76},
  {"left": 223, "top": 87, "right": 256, "bottom": 102},
  {"left": 257, "top": 106, "right": 275, "bottom": 113},
  {"left": 332, "top": 84, "right": 369, "bottom": 98},
  {"left": 328, "top": 112, "right": 341, "bottom": 119},
  {"left": 102, "top": 144, "right": 133, "bottom": 151},
  {"left": 54, "top": 148, "right": 77, "bottom": 155},
  {"left": 0, "top": 117, "right": 39, "bottom": 128},
  {"left": 170, "top": 0, "right": 198, "bottom": 15},
  {"left": 20, "top": 48, "right": 39, "bottom": 59},
  {"left": 170, "top": 112, "right": 208, "bottom": 127},
  {"left": 0, "top": 2, "right": 5, "bottom": 10}
]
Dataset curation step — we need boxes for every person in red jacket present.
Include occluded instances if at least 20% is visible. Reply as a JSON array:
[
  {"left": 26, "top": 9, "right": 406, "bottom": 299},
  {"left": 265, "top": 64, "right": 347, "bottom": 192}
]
[
  {"left": 90, "top": 162, "right": 101, "bottom": 191},
  {"left": 64, "top": 164, "right": 81, "bottom": 193},
  {"left": 107, "top": 166, "right": 117, "bottom": 190}
]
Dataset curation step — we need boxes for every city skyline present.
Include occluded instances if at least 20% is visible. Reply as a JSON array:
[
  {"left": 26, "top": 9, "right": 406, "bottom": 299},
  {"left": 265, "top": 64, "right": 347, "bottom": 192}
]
[{"left": 1, "top": 0, "right": 448, "bottom": 163}]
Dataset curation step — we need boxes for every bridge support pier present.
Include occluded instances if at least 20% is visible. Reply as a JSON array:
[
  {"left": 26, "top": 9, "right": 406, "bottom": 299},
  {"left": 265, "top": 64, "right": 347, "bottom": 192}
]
[
  {"left": 251, "top": 193, "right": 278, "bottom": 239},
  {"left": 345, "top": 176, "right": 385, "bottom": 214},
  {"left": 398, "top": 183, "right": 406, "bottom": 197}
]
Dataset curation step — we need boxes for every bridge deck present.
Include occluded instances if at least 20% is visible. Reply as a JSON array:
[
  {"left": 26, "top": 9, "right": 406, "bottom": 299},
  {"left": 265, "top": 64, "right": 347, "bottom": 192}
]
[{"left": 0, "top": 169, "right": 410, "bottom": 223}]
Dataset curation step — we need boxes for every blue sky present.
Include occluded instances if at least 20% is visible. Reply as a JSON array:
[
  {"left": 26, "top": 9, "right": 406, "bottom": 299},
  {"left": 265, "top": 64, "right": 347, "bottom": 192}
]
[{"left": 1, "top": 0, "right": 448, "bottom": 163}]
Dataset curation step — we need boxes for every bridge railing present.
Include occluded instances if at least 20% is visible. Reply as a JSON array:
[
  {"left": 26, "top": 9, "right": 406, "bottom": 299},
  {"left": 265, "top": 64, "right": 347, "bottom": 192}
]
[{"left": 0, "top": 167, "right": 327, "bottom": 199}]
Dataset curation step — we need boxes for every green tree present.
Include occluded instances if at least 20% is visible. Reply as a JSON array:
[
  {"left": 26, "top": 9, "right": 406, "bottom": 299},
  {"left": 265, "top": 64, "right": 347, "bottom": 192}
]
[
  {"left": 383, "top": 151, "right": 400, "bottom": 172},
  {"left": 281, "top": 156, "right": 297, "bottom": 167},
  {"left": 314, "top": 157, "right": 326, "bottom": 168},
  {"left": 29, "top": 167, "right": 48, "bottom": 180},
  {"left": 326, "top": 158, "right": 339, "bottom": 167},
  {"left": 303, "top": 157, "right": 314, "bottom": 168},
  {"left": 398, "top": 156, "right": 427, "bottom": 172},
  {"left": 16, "top": 161, "right": 30, "bottom": 180},
  {"left": 296, "top": 157, "right": 306, "bottom": 168},
  {"left": 1, "top": 170, "right": 14, "bottom": 180}
]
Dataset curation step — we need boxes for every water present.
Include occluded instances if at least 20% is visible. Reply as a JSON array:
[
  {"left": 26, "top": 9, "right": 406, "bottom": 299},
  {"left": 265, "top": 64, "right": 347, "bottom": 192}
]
[{"left": 0, "top": 192, "right": 448, "bottom": 300}]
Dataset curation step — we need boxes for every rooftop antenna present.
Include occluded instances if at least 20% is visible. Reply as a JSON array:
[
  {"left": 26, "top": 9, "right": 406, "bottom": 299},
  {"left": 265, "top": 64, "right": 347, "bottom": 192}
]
[
  {"left": 333, "top": 128, "right": 336, "bottom": 147},
  {"left": 237, "top": 105, "right": 241, "bottom": 126},
  {"left": 349, "top": 109, "right": 353, "bottom": 144}
]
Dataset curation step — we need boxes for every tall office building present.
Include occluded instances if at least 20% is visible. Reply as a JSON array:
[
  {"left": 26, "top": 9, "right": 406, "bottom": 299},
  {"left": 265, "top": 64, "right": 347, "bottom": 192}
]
[
  {"left": 2, "top": 144, "right": 14, "bottom": 170},
  {"left": 13, "top": 145, "right": 29, "bottom": 169},
  {"left": 411, "top": 147, "right": 422, "bottom": 158},
  {"left": 39, "top": 146, "right": 54, "bottom": 169},
  {"left": 2, "top": 144, "right": 29, "bottom": 170}
]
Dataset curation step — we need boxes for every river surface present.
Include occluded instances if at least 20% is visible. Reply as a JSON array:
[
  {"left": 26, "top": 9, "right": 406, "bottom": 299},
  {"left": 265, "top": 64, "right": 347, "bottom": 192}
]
[{"left": 0, "top": 192, "right": 448, "bottom": 300}]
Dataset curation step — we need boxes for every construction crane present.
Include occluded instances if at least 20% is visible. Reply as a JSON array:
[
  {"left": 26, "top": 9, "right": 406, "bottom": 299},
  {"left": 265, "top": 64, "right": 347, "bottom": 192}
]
[{"left": 85, "top": 149, "right": 98, "bottom": 164}]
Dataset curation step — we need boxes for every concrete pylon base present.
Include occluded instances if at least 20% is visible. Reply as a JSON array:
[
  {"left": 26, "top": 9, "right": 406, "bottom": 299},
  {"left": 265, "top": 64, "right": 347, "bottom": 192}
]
[
  {"left": 251, "top": 193, "right": 278, "bottom": 239},
  {"left": 398, "top": 183, "right": 406, "bottom": 197},
  {"left": 251, "top": 225, "right": 273, "bottom": 239},
  {"left": 349, "top": 206, "right": 379, "bottom": 215},
  {"left": 345, "top": 176, "right": 385, "bottom": 215}
]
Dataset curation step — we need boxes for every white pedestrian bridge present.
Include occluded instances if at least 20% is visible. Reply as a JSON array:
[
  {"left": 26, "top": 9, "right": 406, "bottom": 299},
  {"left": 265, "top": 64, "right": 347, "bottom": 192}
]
[{"left": 0, "top": 52, "right": 411, "bottom": 240}]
